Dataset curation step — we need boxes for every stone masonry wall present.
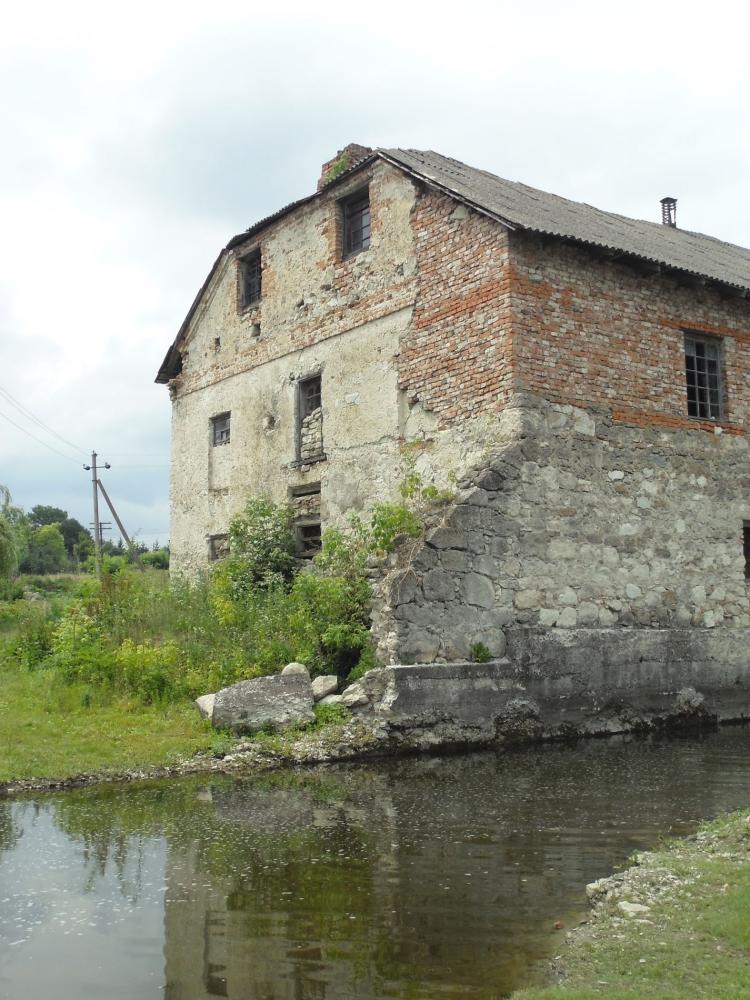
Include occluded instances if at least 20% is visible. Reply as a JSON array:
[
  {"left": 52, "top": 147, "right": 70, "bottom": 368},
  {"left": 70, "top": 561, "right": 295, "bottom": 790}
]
[{"left": 372, "top": 394, "right": 750, "bottom": 664}]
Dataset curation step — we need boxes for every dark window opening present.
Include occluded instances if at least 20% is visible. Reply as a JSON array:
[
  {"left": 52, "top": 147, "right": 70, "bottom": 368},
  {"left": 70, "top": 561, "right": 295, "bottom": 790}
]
[
  {"left": 291, "top": 484, "right": 321, "bottom": 558},
  {"left": 685, "top": 334, "right": 723, "bottom": 420},
  {"left": 239, "top": 250, "right": 262, "bottom": 308},
  {"left": 341, "top": 189, "right": 370, "bottom": 258},
  {"left": 211, "top": 412, "right": 231, "bottom": 446},
  {"left": 296, "top": 374, "right": 324, "bottom": 463},
  {"left": 296, "top": 520, "right": 322, "bottom": 558},
  {"left": 301, "top": 374, "right": 321, "bottom": 416},
  {"left": 744, "top": 523, "right": 750, "bottom": 580},
  {"left": 208, "top": 534, "right": 229, "bottom": 561}
]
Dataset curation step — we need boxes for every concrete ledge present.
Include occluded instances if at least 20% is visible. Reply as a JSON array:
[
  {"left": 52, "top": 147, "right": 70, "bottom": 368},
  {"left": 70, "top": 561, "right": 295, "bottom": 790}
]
[{"left": 352, "top": 628, "right": 750, "bottom": 749}]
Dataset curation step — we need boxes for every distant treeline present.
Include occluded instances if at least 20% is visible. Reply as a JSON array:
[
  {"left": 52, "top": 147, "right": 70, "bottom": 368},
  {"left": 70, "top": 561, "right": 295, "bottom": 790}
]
[{"left": 0, "top": 488, "right": 169, "bottom": 576}]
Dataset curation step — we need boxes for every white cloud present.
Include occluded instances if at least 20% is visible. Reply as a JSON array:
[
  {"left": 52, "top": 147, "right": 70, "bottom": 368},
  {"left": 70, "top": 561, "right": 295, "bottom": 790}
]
[{"left": 1, "top": 0, "right": 749, "bottom": 536}]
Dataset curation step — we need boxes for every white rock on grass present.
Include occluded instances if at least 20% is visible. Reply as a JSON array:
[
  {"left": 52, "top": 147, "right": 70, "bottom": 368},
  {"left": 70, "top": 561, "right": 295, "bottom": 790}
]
[
  {"left": 195, "top": 693, "right": 216, "bottom": 721},
  {"left": 618, "top": 901, "right": 651, "bottom": 917},
  {"left": 312, "top": 675, "right": 338, "bottom": 701},
  {"left": 319, "top": 694, "right": 344, "bottom": 706},
  {"left": 281, "top": 662, "right": 310, "bottom": 678}
]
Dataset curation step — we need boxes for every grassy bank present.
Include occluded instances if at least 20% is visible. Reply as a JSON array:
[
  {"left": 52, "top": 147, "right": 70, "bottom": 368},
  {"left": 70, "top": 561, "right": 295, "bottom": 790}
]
[
  {"left": 0, "top": 658, "right": 215, "bottom": 783},
  {"left": 515, "top": 810, "right": 750, "bottom": 999}
]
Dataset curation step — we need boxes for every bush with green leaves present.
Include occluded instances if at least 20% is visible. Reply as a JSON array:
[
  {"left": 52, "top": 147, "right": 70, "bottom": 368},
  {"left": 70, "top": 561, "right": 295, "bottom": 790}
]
[
  {"left": 227, "top": 497, "right": 296, "bottom": 592},
  {"left": 10, "top": 469, "right": 455, "bottom": 706}
]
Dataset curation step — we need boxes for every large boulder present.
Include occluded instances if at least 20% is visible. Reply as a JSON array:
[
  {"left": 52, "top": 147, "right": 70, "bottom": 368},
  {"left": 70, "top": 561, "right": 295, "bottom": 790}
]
[{"left": 212, "top": 671, "right": 315, "bottom": 735}]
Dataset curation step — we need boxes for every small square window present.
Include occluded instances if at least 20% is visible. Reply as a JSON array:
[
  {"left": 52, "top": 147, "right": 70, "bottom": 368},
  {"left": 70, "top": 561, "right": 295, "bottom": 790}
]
[
  {"left": 208, "top": 534, "right": 229, "bottom": 561},
  {"left": 684, "top": 333, "right": 724, "bottom": 421},
  {"left": 239, "top": 250, "right": 261, "bottom": 308},
  {"left": 341, "top": 189, "right": 370, "bottom": 258},
  {"left": 211, "top": 412, "right": 231, "bottom": 446}
]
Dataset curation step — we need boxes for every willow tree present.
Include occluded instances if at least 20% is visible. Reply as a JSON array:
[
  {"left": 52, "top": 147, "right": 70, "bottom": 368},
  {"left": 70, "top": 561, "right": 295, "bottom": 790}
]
[{"left": 0, "top": 486, "right": 18, "bottom": 579}]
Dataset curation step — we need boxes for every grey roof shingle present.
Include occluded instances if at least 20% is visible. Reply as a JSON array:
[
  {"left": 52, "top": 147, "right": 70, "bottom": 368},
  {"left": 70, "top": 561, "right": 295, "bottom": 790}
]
[{"left": 381, "top": 148, "right": 750, "bottom": 294}]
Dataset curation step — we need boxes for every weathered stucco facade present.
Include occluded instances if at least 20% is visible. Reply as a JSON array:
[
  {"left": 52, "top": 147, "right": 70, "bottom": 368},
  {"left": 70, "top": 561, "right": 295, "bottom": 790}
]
[{"left": 159, "top": 145, "right": 750, "bottom": 679}]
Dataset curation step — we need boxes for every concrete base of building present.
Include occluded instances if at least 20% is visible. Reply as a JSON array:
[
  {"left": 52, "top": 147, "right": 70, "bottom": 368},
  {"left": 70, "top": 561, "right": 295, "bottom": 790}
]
[{"left": 349, "top": 627, "right": 750, "bottom": 749}]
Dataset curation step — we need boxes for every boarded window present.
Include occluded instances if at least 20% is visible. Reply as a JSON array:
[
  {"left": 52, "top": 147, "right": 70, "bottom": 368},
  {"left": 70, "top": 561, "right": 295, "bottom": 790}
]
[
  {"left": 290, "top": 484, "right": 321, "bottom": 558},
  {"left": 239, "top": 250, "right": 261, "bottom": 308},
  {"left": 685, "top": 334, "right": 723, "bottom": 420},
  {"left": 341, "top": 189, "right": 370, "bottom": 258},
  {"left": 208, "top": 534, "right": 229, "bottom": 561},
  {"left": 297, "top": 375, "right": 324, "bottom": 463},
  {"left": 211, "top": 412, "right": 231, "bottom": 446}
]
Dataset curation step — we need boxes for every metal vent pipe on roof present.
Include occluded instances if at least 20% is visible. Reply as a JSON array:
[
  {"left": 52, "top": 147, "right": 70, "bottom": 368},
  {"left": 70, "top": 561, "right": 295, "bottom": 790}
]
[{"left": 661, "top": 197, "right": 677, "bottom": 227}]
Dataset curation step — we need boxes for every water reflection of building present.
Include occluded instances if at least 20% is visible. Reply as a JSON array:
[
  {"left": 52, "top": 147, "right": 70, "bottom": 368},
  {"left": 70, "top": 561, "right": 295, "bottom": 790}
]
[{"left": 162, "top": 736, "right": 750, "bottom": 999}]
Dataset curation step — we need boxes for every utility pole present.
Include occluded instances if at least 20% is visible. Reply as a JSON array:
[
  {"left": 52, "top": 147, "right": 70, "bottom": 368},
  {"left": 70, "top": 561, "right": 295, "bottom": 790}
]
[
  {"left": 83, "top": 453, "right": 142, "bottom": 575},
  {"left": 89, "top": 451, "right": 101, "bottom": 580}
]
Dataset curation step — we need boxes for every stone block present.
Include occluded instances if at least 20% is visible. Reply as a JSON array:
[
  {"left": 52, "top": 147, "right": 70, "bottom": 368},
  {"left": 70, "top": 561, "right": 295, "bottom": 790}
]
[
  {"left": 462, "top": 573, "right": 496, "bottom": 608},
  {"left": 319, "top": 694, "right": 344, "bottom": 706},
  {"left": 312, "top": 675, "right": 338, "bottom": 701},
  {"left": 212, "top": 673, "right": 315, "bottom": 735},
  {"left": 472, "top": 554, "right": 498, "bottom": 578},
  {"left": 556, "top": 607, "right": 578, "bottom": 627},
  {"left": 195, "top": 693, "right": 215, "bottom": 721},
  {"left": 426, "top": 527, "right": 465, "bottom": 550},
  {"left": 514, "top": 589, "right": 542, "bottom": 611},
  {"left": 441, "top": 548, "right": 471, "bottom": 573},
  {"left": 423, "top": 568, "right": 456, "bottom": 602},
  {"left": 340, "top": 682, "right": 370, "bottom": 708},
  {"left": 281, "top": 662, "right": 310, "bottom": 678}
]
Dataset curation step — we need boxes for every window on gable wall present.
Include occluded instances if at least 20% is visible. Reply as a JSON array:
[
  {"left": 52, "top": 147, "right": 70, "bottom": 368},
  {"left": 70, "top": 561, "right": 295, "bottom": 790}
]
[
  {"left": 211, "top": 412, "right": 231, "bottom": 446},
  {"left": 341, "top": 188, "right": 370, "bottom": 258},
  {"left": 239, "top": 250, "right": 261, "bottom": 309},
  {"left": 684, "top": 333, "right": 724, "bottom": 420}
]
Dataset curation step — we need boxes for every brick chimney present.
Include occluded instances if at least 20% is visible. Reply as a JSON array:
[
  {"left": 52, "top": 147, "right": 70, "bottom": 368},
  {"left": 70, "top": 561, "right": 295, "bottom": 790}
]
[{"left": 317, "top": 143, "right": 373, "bottom": 191}]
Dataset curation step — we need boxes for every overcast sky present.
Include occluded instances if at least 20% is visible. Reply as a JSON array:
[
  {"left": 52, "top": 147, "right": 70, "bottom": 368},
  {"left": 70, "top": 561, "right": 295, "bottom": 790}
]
[{"left": 1, "top": 0, "right": 748, "bottom": 544}]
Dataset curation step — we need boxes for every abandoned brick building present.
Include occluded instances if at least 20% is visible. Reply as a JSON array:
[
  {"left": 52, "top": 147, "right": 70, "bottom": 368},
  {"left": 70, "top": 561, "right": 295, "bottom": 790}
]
[{"left": 157, "top": 144, "right": 750, "bottom": 666}]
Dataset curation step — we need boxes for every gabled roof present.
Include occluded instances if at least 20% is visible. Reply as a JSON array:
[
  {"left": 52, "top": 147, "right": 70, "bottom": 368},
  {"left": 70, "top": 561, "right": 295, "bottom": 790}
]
[
  {"left": 156, "top": 148, "right": 750, "bottom": 383},
  {"left": 381, "top": 148, "right": 750, "bottom": 294}
]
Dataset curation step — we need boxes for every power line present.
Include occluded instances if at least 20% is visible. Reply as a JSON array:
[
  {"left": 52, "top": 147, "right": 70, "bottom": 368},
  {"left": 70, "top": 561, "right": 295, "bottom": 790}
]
[
  {"left": 0, "top": 407, "right": 84, "bottom": 465},
  {"left": 0, "top": 384, "right": 86, "bottom": 457}
]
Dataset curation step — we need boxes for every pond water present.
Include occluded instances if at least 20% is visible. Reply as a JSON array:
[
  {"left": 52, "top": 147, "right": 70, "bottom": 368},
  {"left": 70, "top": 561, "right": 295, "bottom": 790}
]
[{"left": 2, "top": 728, "right": 750, "bottom": 999}]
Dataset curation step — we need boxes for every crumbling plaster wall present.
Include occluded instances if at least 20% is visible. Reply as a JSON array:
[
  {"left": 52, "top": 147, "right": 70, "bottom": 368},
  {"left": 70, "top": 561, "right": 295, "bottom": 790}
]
[
  {"left": 169, "top": 159, "right": 424, "bottom": 574},
  {"left": 169, "top": 165, "right": 517, "bottom": 575}
]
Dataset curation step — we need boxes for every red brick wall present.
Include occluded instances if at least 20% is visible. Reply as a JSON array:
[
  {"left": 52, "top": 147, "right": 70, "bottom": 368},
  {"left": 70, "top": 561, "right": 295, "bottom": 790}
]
[
  {"left": 510, "top": 231, "right": 750, "bottom": 435},
  {"left": 399, "top": 192, "right": 513, "bottom": 425}
]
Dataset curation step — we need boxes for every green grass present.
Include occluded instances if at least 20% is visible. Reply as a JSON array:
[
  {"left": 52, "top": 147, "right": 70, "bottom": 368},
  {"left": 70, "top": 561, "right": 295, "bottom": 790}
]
[
  {"left": 0, "top": 657, "right": 216, "bottom": 784},
  {"left": 514, "top": 811, "right": 750, "bottom": 1000}
]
